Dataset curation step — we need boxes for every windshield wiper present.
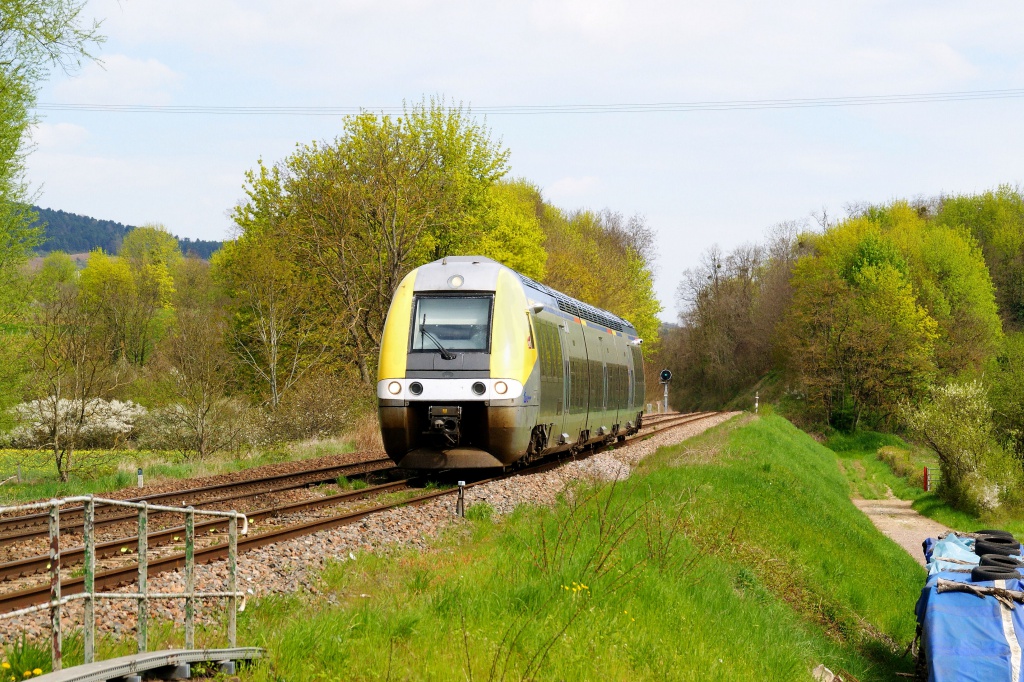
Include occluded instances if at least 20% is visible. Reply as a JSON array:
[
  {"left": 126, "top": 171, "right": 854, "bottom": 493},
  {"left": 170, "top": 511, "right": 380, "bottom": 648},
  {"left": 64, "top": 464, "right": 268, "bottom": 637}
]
[{"left": 420, "top": 315, "right": 456, "bottom": 360}]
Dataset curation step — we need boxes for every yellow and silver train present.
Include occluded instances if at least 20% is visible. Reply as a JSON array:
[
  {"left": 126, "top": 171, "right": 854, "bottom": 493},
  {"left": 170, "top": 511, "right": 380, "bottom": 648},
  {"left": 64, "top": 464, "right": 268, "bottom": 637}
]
[{"left": 377, "top": 256, "right": 646, "bottom": 469}]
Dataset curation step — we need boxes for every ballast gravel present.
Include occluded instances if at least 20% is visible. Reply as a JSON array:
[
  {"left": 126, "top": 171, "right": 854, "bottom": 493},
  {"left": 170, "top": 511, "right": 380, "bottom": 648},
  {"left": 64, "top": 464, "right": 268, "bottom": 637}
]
[{"left": 2, "top": 412, "right": 738, "bottom": 643}]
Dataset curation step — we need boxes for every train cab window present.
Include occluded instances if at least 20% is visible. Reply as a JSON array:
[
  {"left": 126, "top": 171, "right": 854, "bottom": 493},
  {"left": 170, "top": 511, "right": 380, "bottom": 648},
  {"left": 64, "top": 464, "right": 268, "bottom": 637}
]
[{"left": 410, "top": 296, "right": 493, "bottom": 352}]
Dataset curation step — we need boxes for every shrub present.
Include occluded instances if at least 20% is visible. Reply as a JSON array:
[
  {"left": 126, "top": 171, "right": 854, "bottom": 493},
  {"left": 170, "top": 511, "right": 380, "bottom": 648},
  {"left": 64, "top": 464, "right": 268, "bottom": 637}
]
[
  {"left": 876, "top": 446, "right": 923, "bottom": 487},
  {"left": 902, "top": 381, "right": 1018, "bottom": 512},
  {"left": 136, "top": 399, "right": 248, "bottom": 460},
  {"left": 6, "top": 398, "right": 146, "bottom": 449}
]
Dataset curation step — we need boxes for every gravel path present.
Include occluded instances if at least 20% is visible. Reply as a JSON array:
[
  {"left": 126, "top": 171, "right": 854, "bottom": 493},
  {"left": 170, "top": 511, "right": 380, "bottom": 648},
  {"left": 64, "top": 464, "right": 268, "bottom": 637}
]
[
  {"left": 853, "top": 496, "right": 950, "bottom": 567},
  {"left": 2, "top": 412, "right": 739, "bottom": 644}
]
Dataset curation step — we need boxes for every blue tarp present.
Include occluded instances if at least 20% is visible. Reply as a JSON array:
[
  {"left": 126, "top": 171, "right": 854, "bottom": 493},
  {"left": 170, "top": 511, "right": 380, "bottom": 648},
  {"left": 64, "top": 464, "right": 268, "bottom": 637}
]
[
  {"left": 927, "top": 536, "right": 981, "bottom": 575},
  {"left": 917, "top": 535, "right": 1024, "bottom": 681}
]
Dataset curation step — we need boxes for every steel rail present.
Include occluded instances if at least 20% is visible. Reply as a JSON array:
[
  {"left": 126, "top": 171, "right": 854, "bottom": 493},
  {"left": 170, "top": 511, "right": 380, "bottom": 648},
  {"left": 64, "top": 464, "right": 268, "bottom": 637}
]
[
  {"left": 0, "top": 480, "right": 413, "bottom": 581},
  {"left": 0, "top": 462, "right": 401, "bottom": 547},
  {"left": 0, "top": 457, "right": 394, "bottom": 536},
  {"left": 0, "top": 411, "right": 723, "bottom": 613}
]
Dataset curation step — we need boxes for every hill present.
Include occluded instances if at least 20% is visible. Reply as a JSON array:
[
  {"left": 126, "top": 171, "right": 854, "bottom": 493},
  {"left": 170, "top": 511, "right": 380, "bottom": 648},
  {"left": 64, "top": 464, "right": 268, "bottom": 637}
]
[{"left": 30, "top": 206, "right": 223, "bottom": 259}]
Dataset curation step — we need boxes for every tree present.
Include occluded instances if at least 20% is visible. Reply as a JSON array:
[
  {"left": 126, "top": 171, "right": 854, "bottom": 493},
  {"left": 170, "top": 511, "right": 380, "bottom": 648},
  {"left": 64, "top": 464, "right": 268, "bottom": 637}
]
[
  {"left": 213, "top": 233, "right": 327, "bottom": 409},
  {"left": 0, "top": 0, "right": 103, "bottom": 302},
  {"left": 149, "top": 303, "right": 240, "bottom": 460},
  {"left": 24, "top": 254, "right": 124, "bottom": 481},
  {"left": 782, "top": 224, "right": 938, "bottom": 429},
  {"left": 78, "top": 247, "right": 174, "bottom": 365},
  {"left": 234, "top": 99, "right": 510, "bottom": 383},
  {"left": 542, "top": 208, "right": 662, "bottom": 352},
  {"left": 936, "top": 187, "right": 1024, "bottom": 330},
  {"left": 903, "top": 381, "right": 1017, "bottom": 512}
]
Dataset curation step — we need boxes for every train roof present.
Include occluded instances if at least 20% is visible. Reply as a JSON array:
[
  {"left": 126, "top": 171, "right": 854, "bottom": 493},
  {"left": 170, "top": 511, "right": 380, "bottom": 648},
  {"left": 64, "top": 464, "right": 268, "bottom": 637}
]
[{"left": 416, "top": 256, "right": 639, "bottom": 336}]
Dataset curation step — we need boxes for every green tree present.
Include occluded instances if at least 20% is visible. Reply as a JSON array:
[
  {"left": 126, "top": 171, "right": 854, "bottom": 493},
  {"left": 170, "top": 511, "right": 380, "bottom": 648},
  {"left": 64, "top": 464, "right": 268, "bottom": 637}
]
[
  {"left": 936, "top": 186, "right": 1024, "bottom": 330},
  {"left": 79, "top": 247, "right": 174, "bottom": 365},
  {"left": 542, "top": 208, "right": 662, "bottom": 353},
  {"left": 474, "top": 179, "right": 547, "bottom": 281},
  {"left": 903, "top": 381, "right": 1017, "bottom": 512},
  {"left": 783, "top": 222, "right": 938, "bottom": 428},
  {"left": 234, "top": 99, "right": 510, "bottom": 383},
  {"left": 0, "top": 0, "right": 103, "bottom": 303},
  {"left": 213, "top": 233, "right": 328, "bottom": 408}
]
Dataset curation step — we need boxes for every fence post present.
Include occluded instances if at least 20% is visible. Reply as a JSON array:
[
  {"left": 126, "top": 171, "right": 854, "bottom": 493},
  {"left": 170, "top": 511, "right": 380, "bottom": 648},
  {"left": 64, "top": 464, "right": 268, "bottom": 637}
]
[
  {"left": 137, "top": 502, "right": 148, "bottom": 653},
  {"left": 228, "top": 513, "right": 237, "bottom": 648},
  {"left": 185, "top": 507, "right": 195, "bottom": 650},
  {"left": 48, "top": 501, "right": 62, "bottom": 671},
  {"left": 83, "top": 496, "right": 95, "bottom": 664},
  {"left": 923, "top": 466, "right": 929, "bottom": 492}
]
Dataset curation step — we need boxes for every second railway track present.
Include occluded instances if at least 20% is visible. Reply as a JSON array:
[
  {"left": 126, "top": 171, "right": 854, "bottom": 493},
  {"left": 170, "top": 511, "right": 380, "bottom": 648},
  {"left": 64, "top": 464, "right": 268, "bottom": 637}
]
[{"left": 0, "top": 411, "right": 719, "bottom": 614}]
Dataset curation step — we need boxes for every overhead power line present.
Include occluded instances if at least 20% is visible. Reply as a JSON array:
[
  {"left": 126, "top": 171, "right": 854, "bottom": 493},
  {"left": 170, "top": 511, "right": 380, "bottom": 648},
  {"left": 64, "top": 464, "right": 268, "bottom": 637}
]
[{"left": 34, "top": 87, "right": 1024, "bottom": 116}]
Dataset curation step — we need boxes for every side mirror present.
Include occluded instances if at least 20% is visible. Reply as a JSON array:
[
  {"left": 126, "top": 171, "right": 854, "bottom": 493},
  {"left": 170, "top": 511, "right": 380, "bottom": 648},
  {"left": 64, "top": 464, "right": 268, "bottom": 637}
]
[
  {"left": 530, "top": 304, "right": 545, "bottom": 314},
  {"left": 631, "top": 338, "right": 643, "bottom": 345}
]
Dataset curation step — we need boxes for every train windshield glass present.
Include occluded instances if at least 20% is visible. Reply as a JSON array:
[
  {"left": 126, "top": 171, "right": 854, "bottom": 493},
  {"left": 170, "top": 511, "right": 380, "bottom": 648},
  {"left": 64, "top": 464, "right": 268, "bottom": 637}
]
[{"left": 411, "top": 296, "right": 493, "bottom": 352}]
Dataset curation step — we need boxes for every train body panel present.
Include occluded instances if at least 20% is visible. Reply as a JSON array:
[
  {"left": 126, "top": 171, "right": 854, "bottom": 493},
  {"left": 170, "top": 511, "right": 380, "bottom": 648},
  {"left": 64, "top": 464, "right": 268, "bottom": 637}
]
[{"left": 377, "top": 256, "right": 645, "bottom": 469}]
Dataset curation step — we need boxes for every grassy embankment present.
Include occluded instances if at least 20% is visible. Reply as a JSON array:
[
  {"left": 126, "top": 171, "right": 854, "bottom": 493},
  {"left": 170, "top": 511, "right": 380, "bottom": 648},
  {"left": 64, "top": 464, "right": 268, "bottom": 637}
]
[
  {"left": 185, "top": 414, "right": 922, "bottom": 681},
  {"left": 826, "top": 430, "right": 1024, "bottom": 537}
]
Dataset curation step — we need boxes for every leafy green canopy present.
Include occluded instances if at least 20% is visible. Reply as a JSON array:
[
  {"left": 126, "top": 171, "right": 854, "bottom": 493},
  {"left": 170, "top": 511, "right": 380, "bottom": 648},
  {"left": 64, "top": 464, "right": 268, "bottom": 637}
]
[
  {"left": 936, "top": 186, "right": 1024, "bottom": 330},
  {"left": 0, "top": 0, "right": 102, "bottom": 315},
  {"left": 784, "top": 202, "right": 1001, "bottom": 428}
]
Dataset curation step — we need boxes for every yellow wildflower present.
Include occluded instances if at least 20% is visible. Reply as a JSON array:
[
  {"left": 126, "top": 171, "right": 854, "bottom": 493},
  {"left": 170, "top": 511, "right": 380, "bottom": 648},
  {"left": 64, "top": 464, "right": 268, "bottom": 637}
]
[
  {"left": 1, "top": 662, "right": 8, "bottom": 669},
  {"left": 31, "top": 671, "right": 40, "bottom": 676}
]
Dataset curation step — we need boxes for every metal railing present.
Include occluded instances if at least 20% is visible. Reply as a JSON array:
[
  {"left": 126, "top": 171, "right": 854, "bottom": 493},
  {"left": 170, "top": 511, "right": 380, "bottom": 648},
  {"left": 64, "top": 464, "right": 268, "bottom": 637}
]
[{"left": 0, "top": 496, "right": 248, "bottom": 673}]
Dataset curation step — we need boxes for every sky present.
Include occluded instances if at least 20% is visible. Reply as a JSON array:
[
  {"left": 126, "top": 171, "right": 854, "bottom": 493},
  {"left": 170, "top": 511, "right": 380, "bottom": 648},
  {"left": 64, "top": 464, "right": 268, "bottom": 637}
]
[{"left": 25, "top": 0, "right": 1024, "bottom": 321}]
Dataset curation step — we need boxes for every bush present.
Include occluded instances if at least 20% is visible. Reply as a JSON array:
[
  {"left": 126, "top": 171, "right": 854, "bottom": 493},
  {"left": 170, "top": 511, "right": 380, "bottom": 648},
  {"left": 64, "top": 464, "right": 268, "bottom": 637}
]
[
  {"left": 876, "top": 446, "right": 923, "bottom": 487},
  {"left": 259, "top": 371, "right": 376, "bottom": 444},
  {"left": 902, "top": 381, "right": 1018, "bottom": 512},
  {"left": 136, "top": 399, "right": 248, "bottom": 460},
  {"left": 5, "top": 398, "right": 146, "bottom": 449}
]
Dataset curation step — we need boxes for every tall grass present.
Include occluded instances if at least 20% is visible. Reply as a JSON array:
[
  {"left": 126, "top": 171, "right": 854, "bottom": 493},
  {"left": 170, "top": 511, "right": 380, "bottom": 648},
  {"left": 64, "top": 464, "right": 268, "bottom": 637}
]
[{"left": 236, "top": 415, "right": 921, "bottom": 680}]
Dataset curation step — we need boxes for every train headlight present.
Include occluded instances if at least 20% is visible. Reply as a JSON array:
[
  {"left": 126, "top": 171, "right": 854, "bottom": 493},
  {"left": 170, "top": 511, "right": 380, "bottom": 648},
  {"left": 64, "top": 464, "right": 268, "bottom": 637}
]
[
  {"left": 448, "top": 274, "right": 464, "bottom": 288},
  {"left": 387, "top": 381, "right": 402, "bottom": 395},
  {"left": 494, "top": 381, "right": 508, "bottom": 395}
]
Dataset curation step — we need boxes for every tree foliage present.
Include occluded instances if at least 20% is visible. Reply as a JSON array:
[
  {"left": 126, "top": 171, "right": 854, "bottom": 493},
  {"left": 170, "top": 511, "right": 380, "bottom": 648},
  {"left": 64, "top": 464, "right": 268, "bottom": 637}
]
[
  {"left": 0, "top": 0, "right": 102, "bottom": 306},
  {"left": 935, "top": 186, "right": 1024, "bottom": 330},
  {"left": 902, "top": 381, "right": 1017, "bottom": 512}
]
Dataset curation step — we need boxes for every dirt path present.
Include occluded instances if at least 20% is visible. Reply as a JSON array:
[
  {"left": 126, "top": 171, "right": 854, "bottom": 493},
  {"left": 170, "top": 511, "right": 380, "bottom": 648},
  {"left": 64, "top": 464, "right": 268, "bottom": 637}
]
[{"left": 853, "top": 496, "right": 951, "bottom": 567}]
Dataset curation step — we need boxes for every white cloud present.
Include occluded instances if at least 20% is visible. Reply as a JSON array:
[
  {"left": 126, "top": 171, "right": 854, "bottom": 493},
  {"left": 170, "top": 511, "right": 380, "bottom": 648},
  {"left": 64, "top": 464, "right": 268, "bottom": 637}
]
[
  {"left": 28, "top": 123, "right": 89, "bottom": 151},
  {"left": 53, "top": 54, "right": 182, "bottom": 105}
]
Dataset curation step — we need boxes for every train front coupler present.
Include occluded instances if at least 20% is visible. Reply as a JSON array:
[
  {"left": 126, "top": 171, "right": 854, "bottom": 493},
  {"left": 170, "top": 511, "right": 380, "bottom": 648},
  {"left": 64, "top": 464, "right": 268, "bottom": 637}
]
[{"left": 427, "top": 405, "right": 462, "bottom": 447}]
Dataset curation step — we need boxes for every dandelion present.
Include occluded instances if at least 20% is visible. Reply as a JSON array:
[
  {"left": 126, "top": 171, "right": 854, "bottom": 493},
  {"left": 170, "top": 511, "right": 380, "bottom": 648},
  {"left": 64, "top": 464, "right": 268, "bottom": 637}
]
[
  {"left": 2, "top": 662, "right": 9, "bottom": 669},
  {"left": 31, "top": 671, "right": 40, "bottom": 677},
  {"left": 23, "top": 671, "right": 31, "bottom": 678}
]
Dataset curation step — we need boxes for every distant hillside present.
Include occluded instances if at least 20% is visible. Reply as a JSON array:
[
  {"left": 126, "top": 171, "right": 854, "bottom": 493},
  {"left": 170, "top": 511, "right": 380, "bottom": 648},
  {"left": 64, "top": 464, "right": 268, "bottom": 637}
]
[{"left": 31, "top": 206, "right": 223, "bottom": 259}]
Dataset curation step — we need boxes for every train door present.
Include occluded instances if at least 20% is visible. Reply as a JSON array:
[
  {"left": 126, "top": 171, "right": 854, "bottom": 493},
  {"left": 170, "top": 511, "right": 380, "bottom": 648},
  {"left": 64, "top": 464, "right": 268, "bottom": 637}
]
[
  {"left": 562, "top": 318, "right": 588, "bottom": 444},
  {"left": 534, "top": 316, "right": 565, "bottom": 441}
]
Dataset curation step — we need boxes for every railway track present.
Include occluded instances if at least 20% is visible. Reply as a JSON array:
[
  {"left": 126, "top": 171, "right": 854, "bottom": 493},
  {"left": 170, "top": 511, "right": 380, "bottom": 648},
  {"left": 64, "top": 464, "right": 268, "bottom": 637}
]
[
  {"left": 0, "top": 457, "right": 397, "bottom": 543},
  {"left": 0, "top": 410, "right": 718, "bottom": 614}
]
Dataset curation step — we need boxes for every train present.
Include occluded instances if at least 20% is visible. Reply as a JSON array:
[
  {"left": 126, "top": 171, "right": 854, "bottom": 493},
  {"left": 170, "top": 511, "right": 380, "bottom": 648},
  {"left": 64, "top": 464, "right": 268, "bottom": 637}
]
[{"left": 376, "top": 256, "right": 646, "bottom": 469}]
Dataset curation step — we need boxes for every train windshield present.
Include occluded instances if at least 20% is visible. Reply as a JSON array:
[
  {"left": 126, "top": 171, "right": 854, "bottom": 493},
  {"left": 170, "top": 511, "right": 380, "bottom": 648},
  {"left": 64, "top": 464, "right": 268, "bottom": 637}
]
[{"left": 411, "top": 295, "right": 493, "bottom": 352}]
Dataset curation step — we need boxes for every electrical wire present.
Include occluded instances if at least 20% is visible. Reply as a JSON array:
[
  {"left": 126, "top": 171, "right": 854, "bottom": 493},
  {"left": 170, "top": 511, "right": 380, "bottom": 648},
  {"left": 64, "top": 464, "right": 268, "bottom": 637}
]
[{"left": 33, "top": 87, "right": 1024, "bottom": 116}]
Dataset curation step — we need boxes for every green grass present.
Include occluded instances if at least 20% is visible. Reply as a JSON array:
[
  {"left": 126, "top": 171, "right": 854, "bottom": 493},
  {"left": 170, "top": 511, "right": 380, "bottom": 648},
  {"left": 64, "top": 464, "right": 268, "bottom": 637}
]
[
  {"left": 230, "top": 415, "right": 922, "bottom": 681},
  {"left": 823, "top": 430, "right": 1024, "bottom": 537},
  {"left": 0, "top": 437, "right": 358, "bottom": 506}
]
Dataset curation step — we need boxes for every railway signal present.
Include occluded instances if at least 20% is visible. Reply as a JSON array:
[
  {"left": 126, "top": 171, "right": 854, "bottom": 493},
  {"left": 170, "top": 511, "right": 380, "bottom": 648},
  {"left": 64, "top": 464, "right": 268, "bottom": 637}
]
[{"left": 659, "top": 369, "right": 671, "bottom": 412}]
